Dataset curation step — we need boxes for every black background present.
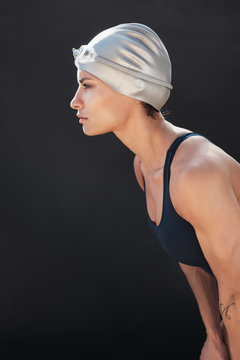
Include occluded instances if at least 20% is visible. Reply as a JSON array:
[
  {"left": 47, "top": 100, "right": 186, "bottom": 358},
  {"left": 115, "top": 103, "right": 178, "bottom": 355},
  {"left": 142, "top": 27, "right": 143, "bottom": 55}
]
[{"left": 1, "top": 0, "right": 240, "bottom": 358}]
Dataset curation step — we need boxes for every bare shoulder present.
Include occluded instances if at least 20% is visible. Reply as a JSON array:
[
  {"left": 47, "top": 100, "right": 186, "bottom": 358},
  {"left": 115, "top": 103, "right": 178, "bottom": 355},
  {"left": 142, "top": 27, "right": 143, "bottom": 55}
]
[
  {"left": 172, "top": 146, "right": 235, "bottom": 227},
  {"left": 176, "top": 155, "right": 229, "bottom": 198},
  {"left": 172, "top": 140, "right": 240, "bottom": 279},
  {"left": 173, "top": 134, "right": 240, "bottom": 195},
  {"left": 133, "top": 155, "right": 144, "bottom": 191}
]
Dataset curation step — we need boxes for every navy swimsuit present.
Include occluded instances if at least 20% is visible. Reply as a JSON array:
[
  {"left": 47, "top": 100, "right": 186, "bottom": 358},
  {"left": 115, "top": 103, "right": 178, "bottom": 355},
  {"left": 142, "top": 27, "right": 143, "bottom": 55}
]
[{"left": 143, "top": 132, "right": 216, "bottom": 278}]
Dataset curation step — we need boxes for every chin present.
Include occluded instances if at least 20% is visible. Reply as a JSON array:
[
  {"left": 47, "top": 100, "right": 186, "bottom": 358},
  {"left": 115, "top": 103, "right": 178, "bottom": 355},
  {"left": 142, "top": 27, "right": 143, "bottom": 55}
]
[{"left": 81, "top": 124, "right": 111, "bottom": 136}]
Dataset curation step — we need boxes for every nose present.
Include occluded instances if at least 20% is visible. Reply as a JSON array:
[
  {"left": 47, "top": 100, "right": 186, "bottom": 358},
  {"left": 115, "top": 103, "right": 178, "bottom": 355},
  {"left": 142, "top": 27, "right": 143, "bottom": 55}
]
[{"left": 70, "top": 87, "right": 83, "bottom": 110}]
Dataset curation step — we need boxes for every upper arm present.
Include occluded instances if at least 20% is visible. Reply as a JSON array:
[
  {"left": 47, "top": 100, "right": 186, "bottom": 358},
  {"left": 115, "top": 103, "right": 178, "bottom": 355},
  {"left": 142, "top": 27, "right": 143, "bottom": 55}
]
[
  {"left": 176, "top": 162, "right": 240, "bottom": 286},
  {"left": 133, "top": 155, "right": 144, "bottom": 191}
]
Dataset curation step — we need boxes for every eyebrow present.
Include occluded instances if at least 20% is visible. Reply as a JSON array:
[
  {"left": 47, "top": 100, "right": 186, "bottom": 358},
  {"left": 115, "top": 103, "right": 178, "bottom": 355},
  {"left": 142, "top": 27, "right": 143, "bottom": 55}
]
[{"left": 78, "top": 77, "right": 93, "bottom": 83}]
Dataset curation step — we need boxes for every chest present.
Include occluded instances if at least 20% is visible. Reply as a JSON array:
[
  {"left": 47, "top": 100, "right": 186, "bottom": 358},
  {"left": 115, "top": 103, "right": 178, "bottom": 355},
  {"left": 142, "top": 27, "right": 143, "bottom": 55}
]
[{"left": 143, "top": 166, "right": 181, "bottom": 227}]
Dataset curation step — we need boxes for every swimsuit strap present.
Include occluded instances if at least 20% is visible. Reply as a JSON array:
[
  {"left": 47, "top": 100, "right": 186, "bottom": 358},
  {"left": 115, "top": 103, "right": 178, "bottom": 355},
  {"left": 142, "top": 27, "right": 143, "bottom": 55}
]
[{"left": 164, "top": 132, "right": 203, "bottom": 185}]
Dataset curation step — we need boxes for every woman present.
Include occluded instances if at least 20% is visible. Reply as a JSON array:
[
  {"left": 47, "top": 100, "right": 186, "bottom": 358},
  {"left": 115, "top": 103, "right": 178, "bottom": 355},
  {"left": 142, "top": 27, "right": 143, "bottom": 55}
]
[{"left": 70, "top": 23, "right": 240, "bottom": 359}]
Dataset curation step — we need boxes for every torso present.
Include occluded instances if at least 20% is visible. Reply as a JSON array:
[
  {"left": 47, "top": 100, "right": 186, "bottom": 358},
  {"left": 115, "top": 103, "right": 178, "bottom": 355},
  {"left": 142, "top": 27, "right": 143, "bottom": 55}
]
[{"left": 139, "top": 132, "right": 240, "bottom": 227}]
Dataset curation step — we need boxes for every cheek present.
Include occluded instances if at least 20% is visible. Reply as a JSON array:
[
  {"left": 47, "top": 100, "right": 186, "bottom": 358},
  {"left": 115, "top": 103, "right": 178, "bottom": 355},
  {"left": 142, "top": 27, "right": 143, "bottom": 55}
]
[
  {"left": 84, "top": 89, "right": 129, "bottom": 129},
  {"left": 84, "top": 89, "right": 103, "bottom": 110},
  {"left": 97, "top": 97, "right": 124, "bottom": 125},
  {"left": 99, "top": 92, "right": 128, "bottom": 118},
  {"left": 85, "top": 89, "right": 110, "bottom": 116}
]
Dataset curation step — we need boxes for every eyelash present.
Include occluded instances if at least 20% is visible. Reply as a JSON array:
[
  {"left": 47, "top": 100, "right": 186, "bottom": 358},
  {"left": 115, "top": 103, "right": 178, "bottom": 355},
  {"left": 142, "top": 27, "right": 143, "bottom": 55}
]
[{"left": 82, "top": 83, "right": 90, "bottom": 89}]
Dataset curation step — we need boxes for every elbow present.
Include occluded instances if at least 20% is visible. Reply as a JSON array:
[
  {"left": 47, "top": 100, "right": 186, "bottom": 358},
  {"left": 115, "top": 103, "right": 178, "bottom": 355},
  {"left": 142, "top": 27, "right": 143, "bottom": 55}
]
[
  {"left": 214, "top": 259, "right": 240, "bottom": 302},
  {"left": 217, "top": 272, "right": 240, "bottom": 306},
  {"left": 213, "top": 254, "right": 240, "bottom": 289},
  {"left": 219, "top": 288, "right": 240, "bottom": 305}
]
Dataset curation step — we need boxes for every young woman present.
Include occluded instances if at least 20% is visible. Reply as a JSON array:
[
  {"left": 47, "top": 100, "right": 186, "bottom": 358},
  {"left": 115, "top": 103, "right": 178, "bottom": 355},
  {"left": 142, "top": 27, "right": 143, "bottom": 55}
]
[{"left": 70, "top": 23, "right": 240, "bottom": 360}]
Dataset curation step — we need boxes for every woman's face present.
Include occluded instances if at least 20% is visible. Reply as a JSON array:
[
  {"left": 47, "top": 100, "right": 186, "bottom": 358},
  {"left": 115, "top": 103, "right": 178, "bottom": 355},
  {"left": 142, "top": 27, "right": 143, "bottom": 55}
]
[{"left": 70, "top": 70, "right": 138, "bottom": 136}]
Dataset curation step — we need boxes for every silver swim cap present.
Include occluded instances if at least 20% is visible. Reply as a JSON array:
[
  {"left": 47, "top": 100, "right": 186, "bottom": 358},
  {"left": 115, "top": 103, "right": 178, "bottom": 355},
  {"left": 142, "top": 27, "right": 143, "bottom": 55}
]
[{"left": 72, "top": 23, "right": 173, "bottom": 111}]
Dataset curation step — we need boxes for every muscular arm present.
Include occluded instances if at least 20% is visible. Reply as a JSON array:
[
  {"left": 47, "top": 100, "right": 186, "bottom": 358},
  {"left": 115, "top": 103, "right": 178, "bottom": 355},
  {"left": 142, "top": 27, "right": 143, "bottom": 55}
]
[
  {"left": 178, "top": 262, "right": 222, "bottom": 342},
  {"left": 176, "top": 161, "right": 240, "bottom": 360}
]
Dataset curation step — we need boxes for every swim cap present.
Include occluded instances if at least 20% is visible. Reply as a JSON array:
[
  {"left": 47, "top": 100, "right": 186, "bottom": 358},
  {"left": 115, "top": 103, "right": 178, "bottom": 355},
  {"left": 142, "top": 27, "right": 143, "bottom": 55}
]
[{"left": 72, "top": 23, "right": 173, "bottom": 111}]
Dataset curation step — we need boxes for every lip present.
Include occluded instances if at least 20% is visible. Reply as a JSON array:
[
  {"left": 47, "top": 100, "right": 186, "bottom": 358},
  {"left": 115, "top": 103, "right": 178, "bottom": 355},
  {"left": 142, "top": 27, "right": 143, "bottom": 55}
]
[
  {"left": 77, "top": 114, "right": 88, "bottom": 123},
  {"left": 79, "top": 118, "right": 87, "bottom": 124}
]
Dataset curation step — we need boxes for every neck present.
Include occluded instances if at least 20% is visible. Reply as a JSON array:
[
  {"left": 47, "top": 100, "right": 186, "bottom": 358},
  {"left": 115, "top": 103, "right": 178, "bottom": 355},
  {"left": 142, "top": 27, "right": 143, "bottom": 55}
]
[{"left": 113, "top": 109, "right": 185, "bottom": 176}]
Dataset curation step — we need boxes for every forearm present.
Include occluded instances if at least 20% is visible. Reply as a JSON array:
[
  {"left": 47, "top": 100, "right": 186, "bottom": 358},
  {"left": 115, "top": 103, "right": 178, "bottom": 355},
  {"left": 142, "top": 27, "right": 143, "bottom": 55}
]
[
  {"left": 179, "top": 263, "right": 222, "bottom": 341},
  {"left": 218, "top": 285, "right": 240, "bottom": 360}
]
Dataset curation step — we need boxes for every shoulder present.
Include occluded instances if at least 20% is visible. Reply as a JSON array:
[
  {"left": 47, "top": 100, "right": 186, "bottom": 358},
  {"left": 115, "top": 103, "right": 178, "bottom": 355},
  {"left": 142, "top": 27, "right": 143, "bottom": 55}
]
[
  {"left": 173, "top": 152, "right": 233, "bottom": 231},
  {"left": 178, "top": 153, "right": 228, "bottom": 190},
  {"left": 173, "top": 148, "right": 240, "bottom": 280},
  {"left": 133, "top": 155, "right": 144, "bottom": 191},
  {"left": 172, "top": 134, "right": 231, "bottom": 202}
]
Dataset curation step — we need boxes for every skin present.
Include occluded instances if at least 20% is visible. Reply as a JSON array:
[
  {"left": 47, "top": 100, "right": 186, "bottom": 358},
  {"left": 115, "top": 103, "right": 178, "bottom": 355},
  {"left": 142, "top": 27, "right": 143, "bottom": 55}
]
[{"left": 71, "top": 69, "right": 240, "bottom": 360}]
